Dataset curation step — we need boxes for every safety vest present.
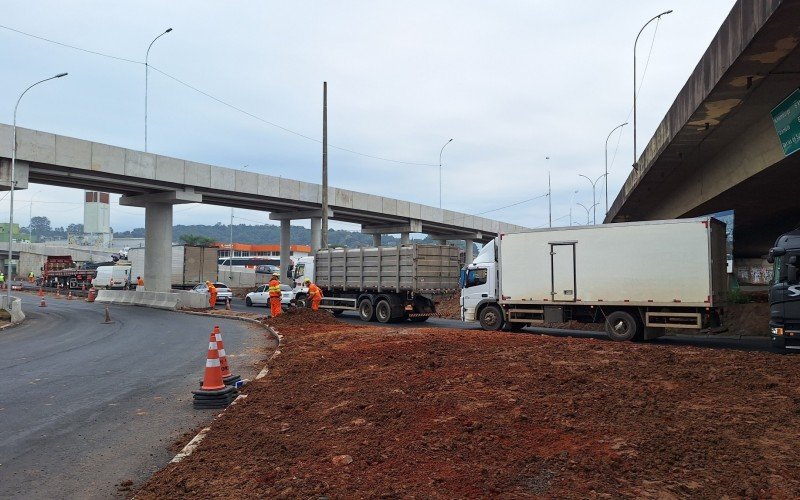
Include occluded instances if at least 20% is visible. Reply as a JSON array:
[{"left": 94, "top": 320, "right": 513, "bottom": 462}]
[
  {"left": 308, "top": 283, "right": 323, "bottom": 299},
  {"left": 268, "top": 279, "right": 281, "bottom": 297}
]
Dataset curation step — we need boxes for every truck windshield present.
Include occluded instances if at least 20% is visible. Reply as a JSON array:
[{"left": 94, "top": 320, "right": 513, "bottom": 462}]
[
  {"left": 465, "top": 268, "right": 487, "bottom": 288},
  {"left": 293, "top": 264, "right": 305, "bottom": 280}
]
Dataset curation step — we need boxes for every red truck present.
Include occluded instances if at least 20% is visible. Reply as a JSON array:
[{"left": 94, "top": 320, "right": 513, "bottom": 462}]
[{"left": 40, "top": 256, "right": 95, "bottom": 289}]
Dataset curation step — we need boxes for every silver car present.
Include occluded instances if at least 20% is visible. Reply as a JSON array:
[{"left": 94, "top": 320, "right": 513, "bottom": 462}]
[
  {"left": 191, "top": 282, "right": 234, "bottom": 304},
  {"left": 245, "top": 283, "right": 294, "bottom": 308}
]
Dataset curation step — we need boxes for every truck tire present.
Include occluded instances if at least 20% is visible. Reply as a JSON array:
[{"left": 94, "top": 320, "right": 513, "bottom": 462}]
[
  {"left": 295, "top": 294, "right": 308, "bottom": 308},
  {"left": 605, "top": 311, "right": 638, "bottom": 341},
  {"left": 358, "top": 299, "right": 375, "bottom": 322},
  {"left": 375, "top": 299, "right": 392, "bottom": 323},
  {"left": 479, "top": 305, "right": 504, "bottom": 331},
  {"left": 245, "top": 297, "right": 253, "bottom": 307}
]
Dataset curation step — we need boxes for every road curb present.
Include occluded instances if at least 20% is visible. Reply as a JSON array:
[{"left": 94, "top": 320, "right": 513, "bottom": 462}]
[{"left": 164, "top": 310, "right": 283, "bottom": 466}]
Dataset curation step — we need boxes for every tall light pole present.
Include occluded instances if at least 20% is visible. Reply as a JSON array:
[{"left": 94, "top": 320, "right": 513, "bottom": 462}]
[
  {"left": 145, "top": 27, "right": 173, "bottom": 152},
  {"left": 633, "top": 10, "right": 671, "bottom": 171},
  {"left": 8, "top": 72, "right": 68, "bottom": 306},
  {"left": 439, "top": 138, "right": 453, "bottom": 209},
  {"left": 569, "top": 189, "right": 578, "bottom": 226},
  {"left": 578, "top": 173, "right": 607, "bottom": 224},
  {"left": 576, "top": 202, "right": 599, "bottom": 225},
  {"left": 605, "top": 122, "right": 628, "bottom": 216}
]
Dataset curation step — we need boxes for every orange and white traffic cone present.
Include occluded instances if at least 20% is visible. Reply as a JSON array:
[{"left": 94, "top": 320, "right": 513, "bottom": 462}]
[
  {"left": 192, "top": 330, "right": 237, "bottom": 409},
  {"left": 56, "top": 287, "right": 61, "bottom": 298},
  {"left": 67, "top": 291, "right": 73, "bottom": 300},
  {"left": 85, "top": 287, "right": 96, "bottom": 303},
  {"left": 38, "top": 287, "right": 44, "bottom": 297},
  {"left": 225, "top": 298, "right": 232, "bottom": 310},
  {"left": 213, "top": 326, "right": 240, "bottom": 386},
  {"left": 39, "top": 296, "right": 46, "bottom": 308}
]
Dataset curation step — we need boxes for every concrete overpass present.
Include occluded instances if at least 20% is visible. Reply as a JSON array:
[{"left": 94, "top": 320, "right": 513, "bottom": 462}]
[
  {"left": 0, "top": 124, "right": 527, "bottom": 291},
  {"left": 607, "top": 0, "right": 800, "bottom": 257}
]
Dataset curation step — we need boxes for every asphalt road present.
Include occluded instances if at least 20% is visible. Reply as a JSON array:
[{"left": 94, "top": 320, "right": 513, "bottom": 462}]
[
  {"left": 0, "top": 292, "right": 275, "bottom": 499},
  {"left": 230, "top": 297, "right": 779, "bottom": 353}
]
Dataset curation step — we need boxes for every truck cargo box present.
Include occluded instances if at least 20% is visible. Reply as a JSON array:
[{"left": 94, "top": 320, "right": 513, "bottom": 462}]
[
  {"left": 315, "top": 244, "right": 460, "bottom": 293},
  {"left": 499, "top": 217, "right": 727, "bottom": 308}
]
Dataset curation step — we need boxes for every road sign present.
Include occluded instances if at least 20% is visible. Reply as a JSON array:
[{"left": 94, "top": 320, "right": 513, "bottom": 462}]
[{"left": 771, "top": 88, "right": 800, "bottom": 156}]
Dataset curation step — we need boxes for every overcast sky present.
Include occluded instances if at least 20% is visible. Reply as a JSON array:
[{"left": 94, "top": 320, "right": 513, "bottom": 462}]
[{"left": 1, "top": 1, "right": 736, "bottom": 235}]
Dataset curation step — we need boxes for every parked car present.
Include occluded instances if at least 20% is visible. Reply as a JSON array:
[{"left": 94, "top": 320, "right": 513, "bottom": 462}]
[
  {"left": 245, "top": 283, "right": 295, "bottom": 309},
  {"left": 190, "top": 282, "right": 233, "bottom": 304},
  {"left": 255, "top": 264, "right": 280, "bottom": 275}
]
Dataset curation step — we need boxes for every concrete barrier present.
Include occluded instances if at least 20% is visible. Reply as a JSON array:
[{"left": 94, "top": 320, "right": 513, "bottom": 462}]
[
  {"left": 96, "top": 290, "right": 181, "bottom": 310},
  {"left": 0, "top": 295, "right": 26, "bottom": 324},
  {"left": 177, "top": 291, "right": 210, "bottom": 309}
]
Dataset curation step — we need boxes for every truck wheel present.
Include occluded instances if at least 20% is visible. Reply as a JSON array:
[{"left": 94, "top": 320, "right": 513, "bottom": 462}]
[
  {"left": 245, "top": 297, "right": 253, "bottom": 307},
  {"left": 376, "top": 300, "right": 393, "bottom": 323},
  {"left": 605, "top": 311, "right": 638, "bottom": 341},
  {"left": 479, "top": 305, "right": 504, "bottom": 331},
  {"left": 295, "top": 295, "right": 308, "bottom": 308},
  {"left": 358, "top": 299, "right": 375, "bottom": 322}
]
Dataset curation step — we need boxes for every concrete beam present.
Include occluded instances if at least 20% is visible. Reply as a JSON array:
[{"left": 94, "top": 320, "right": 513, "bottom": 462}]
[
  {"left": 280, "top": 220, "right": 291, "bottom": 285},
  {"left": 400, "top": 233, "right": 410, "bottom": 245},
  {"left": 144, "top": 203, "right": 173, "bottom": 293},
  {"left": 269, "top": 208, "right": 333, "bottom": 221},
  {"left": 465, "top": 239, "right": 474, "bottom": 263},
  {"left": 372, "top": 234, "right": 382, "bottom": 246},
  {"left": 310, "top": 217, "right": 322, "bottom": 254},
  {"left": 0, "top": 159, "right": 29, "bottom": 190},
  {"left": 119, "top": 189, "right": 202, "bottom": 207},
  {"left": 362, "top": 219, "right": 422, "bottom": 234},
  {"left": 429, "top": 232, "right": 482, "bottom": 241}
]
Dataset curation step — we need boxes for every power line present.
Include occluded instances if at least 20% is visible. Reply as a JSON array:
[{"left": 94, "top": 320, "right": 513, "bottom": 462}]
[
  {"left": 0, "top": 24, "right": 438, "bottom": 167},
  {"left": 473, "top": 192, "right": 549, "bottom": 216}
]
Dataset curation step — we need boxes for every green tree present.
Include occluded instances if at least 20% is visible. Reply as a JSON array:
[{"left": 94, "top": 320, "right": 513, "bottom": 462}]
[{"left": 179, "top": 234, "right": 218, "bottom": 247}]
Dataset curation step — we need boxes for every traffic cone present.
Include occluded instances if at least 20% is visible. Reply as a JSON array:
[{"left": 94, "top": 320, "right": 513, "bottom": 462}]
[
  {"left": 225, "top": 298, "right": 232, "bottom": 310},
  {"left": 81, "top": 283, "right": 86, "bottom": 291},
  {"left": 38, "top": 287, "right": 44, "bottom": 297},
  {"left": 67, "top": 291, "right": 73, "bottom": 300},
  {"left": 56, "top": 287, "right": 61, "bottom": 298},
  {"left": 192, "top": 330, "right": 237, "bottom": 409},
  {"left": 85, "top": 287, "right": 96, "bottom": 303},
  {"left": 214, "top": 326, "right": 240, "bottom": 386},
  {"left": 39, "top": 296, "right": 46, "bottom": 307},
  {"left": 102, "top": 305, "right": 114, "bottom": 324}
]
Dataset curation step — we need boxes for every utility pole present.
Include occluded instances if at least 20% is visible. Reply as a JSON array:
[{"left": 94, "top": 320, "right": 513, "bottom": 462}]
[
  {"left": 548, "top": 170, "right": 552, "bottom": 228},
  {"left": 321, "top": 82, "right": 329, "bottom": 249}
]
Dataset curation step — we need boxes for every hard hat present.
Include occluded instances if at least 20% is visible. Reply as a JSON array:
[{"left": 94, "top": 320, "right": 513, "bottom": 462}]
[
  {"left": 304, "top": 278, "right": 311, "bottom": 283},
  {"left": 272, "top": 272, "right": 279, "bottom": 277}
]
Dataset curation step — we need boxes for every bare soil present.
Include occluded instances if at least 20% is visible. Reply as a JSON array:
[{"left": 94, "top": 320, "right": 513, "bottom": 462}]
[{"left": 136, "top": 312, "right": 800, "bottom": 498}]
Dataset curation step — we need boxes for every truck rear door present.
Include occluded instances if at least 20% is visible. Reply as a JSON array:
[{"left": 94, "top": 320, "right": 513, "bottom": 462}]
[{"left": 550, "top": 243, "right": 576, "bottom": 302}]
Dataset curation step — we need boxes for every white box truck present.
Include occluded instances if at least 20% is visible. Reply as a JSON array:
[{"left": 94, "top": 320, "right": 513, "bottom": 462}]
[
  {"left": 461, "top": 217, "right": 728, "bottom": 341},
  {"left": 127, "top": 245, "right": 219, "bottom": 290}
]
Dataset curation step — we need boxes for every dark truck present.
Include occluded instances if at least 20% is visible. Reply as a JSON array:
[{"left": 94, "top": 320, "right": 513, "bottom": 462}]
[{"left": 767, "top": 229, "right": 800, "bottom": 349}]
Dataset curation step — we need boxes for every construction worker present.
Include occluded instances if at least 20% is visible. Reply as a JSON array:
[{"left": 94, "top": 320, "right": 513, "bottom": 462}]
[
  {"left": 28, "top": 271, "right": 35, "bottom": 283},
  {"left": 268, "top": 272, "right": 282, "bottom": 317},
  {"left": 137, "top": 276, "right": 144, "bottom": 287},
  {"left": 206, "top": 281, "right": 218, "bottom": 309},
  {"left": 0, "top": 272, "right": 5, "bottom": 289},
  {"left": 305, "top": 278, "right": 323, "bottom": 311}
]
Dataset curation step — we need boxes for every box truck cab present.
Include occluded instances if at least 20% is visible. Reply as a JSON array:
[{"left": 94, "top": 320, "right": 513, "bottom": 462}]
[
  {"left": 767, "top": 229, "right": 800, "bottom": 349},
  {"left": 92, "top": 264, "right": 132, "bottom": 290}
]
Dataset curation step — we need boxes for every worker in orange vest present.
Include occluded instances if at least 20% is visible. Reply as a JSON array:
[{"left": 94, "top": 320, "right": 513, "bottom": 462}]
[
  {"left": 305, "top": 278, "right": 323, "bottom": 311},
  {"left": 206, "top": 281, "right": 217, "bottom": 309},
  {"left": 268, "top": 272, "right": 282, "bottom": 317},
  {"left": 137, "top": 276, "right": 144, "bottom": 287}
]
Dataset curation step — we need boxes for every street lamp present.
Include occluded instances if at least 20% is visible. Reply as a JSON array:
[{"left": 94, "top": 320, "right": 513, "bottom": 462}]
[
  {"left": 569, "top": 190, "right": 578, "bottom": 226},
  {"left": 604, "top": 122, "right": 628, "bottom": 215},
  {"left": 145, "top": 27, "right": 173, "bottom": 152},
  {"left": 8, "top": 72, "right": 68, "bottom": 306},
  {"left": 633, "top": 10, "right": 672, "bottom": 171},
  {"left": 439, "top": 138, "right": 453, "bottom": 209},
  {"left": 578, "top": 173, "right": 607, "bottom": 225},
  {"left": 576, "top": 202, "right": 599, "bottom": 225}
]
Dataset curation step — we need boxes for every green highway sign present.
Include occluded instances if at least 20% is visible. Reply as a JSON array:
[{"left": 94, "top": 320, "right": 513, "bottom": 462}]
[{"left": 771, "top": 88, "right": 800, "bottom": 157}]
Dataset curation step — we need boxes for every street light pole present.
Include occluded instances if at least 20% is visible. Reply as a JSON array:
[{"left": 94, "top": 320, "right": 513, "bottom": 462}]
[
  {"left": 633, "top": 10, "right": 672, "bottom": 171},
  {"left": 605, "top": 122, "right": 628, "bottom": 216},
  {"left": 439, "top": 138, "right": 453, "bottom": 209},
  {"left": 145, "top": 27, "right": 173, "bottom": 152},
  {"left": 578, "top": 173, "right": 607, "bottom": 225},
  {"left": 569, "top": 190, "right": 578, "bottom": 226},
  {"left": 576, "top": 202, "right": 599, "bottom": 225},
  {"left": 8, "top": 72, "right": 68, "bottom": 306}
]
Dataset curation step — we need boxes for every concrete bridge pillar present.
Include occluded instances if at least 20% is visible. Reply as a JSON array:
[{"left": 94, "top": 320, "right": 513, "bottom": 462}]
[
  {"left": 465, "top": 239, "right": 474, "bottom": 264},
  {"left": 144, "top": 203, "right": 173, "bottom": 293},
  {"left": 310, "top": 217, "right": 322, "bottom": 254},
  {"left": 435, "top": 239, "right": 447, "bottom": 246},
  {"left": 400, "top": 233, "right": 410, "bottom": 245},
  {"left": 372, "top": 234, "right": 382, "bottom": 246}
]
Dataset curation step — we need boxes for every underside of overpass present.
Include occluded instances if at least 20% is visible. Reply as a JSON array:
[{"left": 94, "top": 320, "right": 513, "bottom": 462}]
[{"left": 607, "top": 0, "right": 800, "bottom": 258}]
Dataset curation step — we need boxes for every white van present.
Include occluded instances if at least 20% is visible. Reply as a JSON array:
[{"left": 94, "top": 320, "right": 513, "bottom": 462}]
[{"left": 92, "top": 265, "right": 132, "bottom": 290}]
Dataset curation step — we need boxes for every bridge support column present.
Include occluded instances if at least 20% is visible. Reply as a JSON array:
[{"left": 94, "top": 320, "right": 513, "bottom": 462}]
[
  {"left": 400, "top": 233, "right": 410, "bottom": 245},
  {"left": 373, "top": 234, "right": 382, "bottom": 246},
  {"left": 435, "top": 239, "right": 447, "bottom": 245},
  {"left": 280, "top": 220, "right": 291, "bottom": 285},
  {"left": 144, "top": 203, "right": 173, "bottom": 293},
  {"left": 465, "top": 239, "right": 474, "bottom": 263},
  {"left": 310, "top": 217, "right": 322, "bottom": 254}
]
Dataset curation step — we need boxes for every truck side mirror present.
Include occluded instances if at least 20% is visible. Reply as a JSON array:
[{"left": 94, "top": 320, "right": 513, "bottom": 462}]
[{"left": 286, "top": 266, "right": 293, "bottom": 278}]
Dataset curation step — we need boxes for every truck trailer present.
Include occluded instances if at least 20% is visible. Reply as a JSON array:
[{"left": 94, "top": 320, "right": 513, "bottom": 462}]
[
  {"left": 292, "top": 244, "right": 461, "bottom": 322},
  {"left": 127, "top": 245, "right": 219, "bottom": 290},
  {"left": 462, "top": 217, "right": 728, "bottom": 341},
  {"left": 40, "top": 255, "right": 96, "bottom": 289}
]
